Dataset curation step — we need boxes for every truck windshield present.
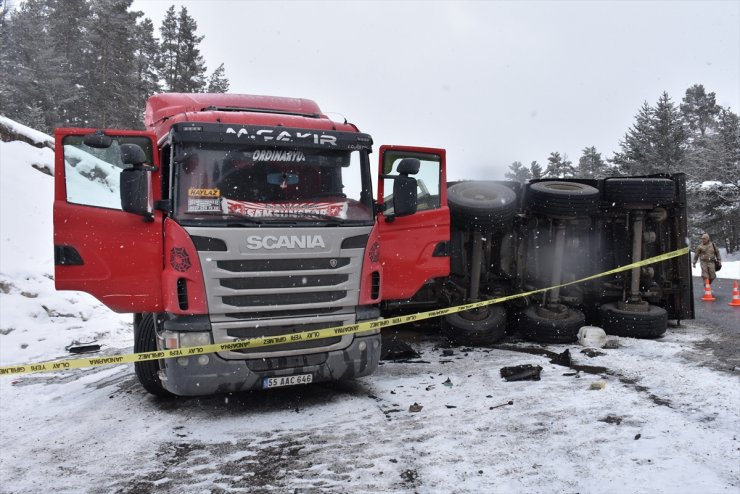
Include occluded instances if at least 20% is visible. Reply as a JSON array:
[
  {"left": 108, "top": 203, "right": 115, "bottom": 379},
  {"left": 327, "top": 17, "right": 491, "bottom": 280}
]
[{"left": 173, "top": 143, "right": 373, "bottom": 223}]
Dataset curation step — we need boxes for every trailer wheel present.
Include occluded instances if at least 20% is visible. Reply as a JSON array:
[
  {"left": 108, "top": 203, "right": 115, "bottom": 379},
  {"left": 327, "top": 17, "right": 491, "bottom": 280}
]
[
  {"left": 603, "top": 178, "right": 675, "bottom": 207},
  {"left": 517, "top": 305, "right": 584, "bottom": 343},
  {"left": 134, "top": 314, "right": 173, "bottom": 397},
  {"left": 447, "top": 181, "right": 517, "bottom": 230},
  {"left": 527, "top": 181, "right": 600, "bottom": 218},
  {"left": 442, "top": 306, "right": 507, "bottom": 346},
  {"left": 599, "top": 302, "right": 667, "bottom": 338}
]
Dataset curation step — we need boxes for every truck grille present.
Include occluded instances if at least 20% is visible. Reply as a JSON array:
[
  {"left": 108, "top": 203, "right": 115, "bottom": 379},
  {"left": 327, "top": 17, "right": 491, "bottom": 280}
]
[{"left": 186, "top": 225, "right": 372, "bottom": 358}]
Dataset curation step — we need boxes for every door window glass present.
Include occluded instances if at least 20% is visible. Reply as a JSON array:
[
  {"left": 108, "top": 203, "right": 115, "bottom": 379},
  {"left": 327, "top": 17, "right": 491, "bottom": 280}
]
[
  {"left": 62, "top": 135, "right": 153, "bottom": 210},
  {"left": 382, "top": 151, "right": 441, "bottom": 213}
]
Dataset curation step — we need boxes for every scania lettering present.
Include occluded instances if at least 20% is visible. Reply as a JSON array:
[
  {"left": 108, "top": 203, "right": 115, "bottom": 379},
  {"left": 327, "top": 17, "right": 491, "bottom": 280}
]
[
  {"left": 245, "top": 235, "right": 326, "bottom": 250},
  {"left": 53, "top": 92, "right": 693, "bottom": 397}
]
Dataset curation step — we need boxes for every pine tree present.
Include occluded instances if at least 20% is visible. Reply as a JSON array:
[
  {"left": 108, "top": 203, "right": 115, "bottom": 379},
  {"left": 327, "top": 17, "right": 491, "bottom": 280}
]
[
  {"left": 133, "top": 17, "right": 162, "bottom": 126},
  {"left": 48, "top": 0, "right": 90, "bottom": 127},
  {"left": 681, "top": 84, "right": 719, "bottom": 140},
  {"left": 710, "top": 107, "right": 740, "bottom": 243},
  {"left": 698, "top": 107, "right": 740, "bottom": 213},
  {"left": 0, "top": 0, "right": 228, "bottom": 132},
  {"left": 0, "top": 0, "right": 59, "bottom": 132},
  {"left": 0, "top": 1, "right": 12, "bottom": 112},
  {"left": 159, "top": 5, "right": 179, "bottom": 92},
  {"left": 544, "top": 152, "right": 575, "bottom": 178},
  {"left": 714, "top": 108, "right": 740, "bottom": 172},
  {"left": 577, "top": 146, "right": 606, "bottom": 178},
  {"left": 530, "top": 161, "right": 543, "bottom": 179},
  {"left": 504, "top": 161, "right": 532, "bottom": 183},
  {"left": 613, "top": 93, "right": 688, "bottom": 176},
  {"left": 159, "top": 6, "right": 208, "bottom": 92},
  {"left": 85, "top": 0, "right": 142, "bottom": 128},
  {"left": 652, "top": 92, "right": 688, "bottom": 174},
  {"left": 612, "top": 102, "right": 654, "bottom": 175},
  {"left": 207, "top": 63, "right": 230, "bottom": 93},
  {"left": 176, "top": 6, "right": 206, "bottom": 92}
]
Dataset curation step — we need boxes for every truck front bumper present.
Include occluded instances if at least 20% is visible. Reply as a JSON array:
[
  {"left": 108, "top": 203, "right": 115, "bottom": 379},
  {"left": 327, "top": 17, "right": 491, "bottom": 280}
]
[{"left": 157, "top": 333, "right": 381, "bottom": 396}]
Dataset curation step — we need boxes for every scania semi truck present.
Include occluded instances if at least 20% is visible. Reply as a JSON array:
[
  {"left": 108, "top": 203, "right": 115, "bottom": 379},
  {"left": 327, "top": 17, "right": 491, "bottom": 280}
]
[{"left": 53, "top": 93, "right": 693, "bottom": 397}]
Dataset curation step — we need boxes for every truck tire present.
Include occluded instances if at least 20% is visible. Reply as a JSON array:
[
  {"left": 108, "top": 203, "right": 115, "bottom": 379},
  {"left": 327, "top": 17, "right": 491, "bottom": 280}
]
[
  {"left": 527, "top": 181, "right": 600, "bottom": 218},
  {"left": 447, "top": 181, "right": 517, "bottom": 230},
  {"left": 134, "top": 314, "right": 173, "bottom": 397},
  {"left": 599, "top": 302, "right": 667, "bottom": 338},
  {"left": 603, "top": 178, "right": 675, "bottom": 207},
  {"left": 517, "top": 305, "right": 584, "bottom": 343},
  {"left": 442, "top": 306, "right": 507, "bottom": 346}
]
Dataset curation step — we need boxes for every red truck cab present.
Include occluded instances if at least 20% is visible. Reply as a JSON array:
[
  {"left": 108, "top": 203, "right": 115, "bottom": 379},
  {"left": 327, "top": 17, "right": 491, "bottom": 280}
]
[{"left": 53, "top": 93, "right": 450, "bottom": 396}]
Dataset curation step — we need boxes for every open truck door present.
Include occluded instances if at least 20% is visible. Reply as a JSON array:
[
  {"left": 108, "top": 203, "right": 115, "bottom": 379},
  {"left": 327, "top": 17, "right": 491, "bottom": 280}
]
[
  {"left": 53, "top": 129, "right": 164, "bottom": 313},
  {"left": 376, "top": 145, "right": 450, "bottom": 300}
]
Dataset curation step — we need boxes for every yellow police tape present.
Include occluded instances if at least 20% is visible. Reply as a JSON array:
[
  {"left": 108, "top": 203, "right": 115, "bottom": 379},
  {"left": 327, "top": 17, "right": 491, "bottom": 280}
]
[{"left": 0, "top": 247, "right": 690, "bottom": 377}]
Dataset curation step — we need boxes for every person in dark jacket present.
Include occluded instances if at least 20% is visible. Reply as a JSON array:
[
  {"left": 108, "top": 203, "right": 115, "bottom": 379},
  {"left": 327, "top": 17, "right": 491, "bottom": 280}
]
[{"left": 693, "top": 233, "right": 722, "bottom": 285}]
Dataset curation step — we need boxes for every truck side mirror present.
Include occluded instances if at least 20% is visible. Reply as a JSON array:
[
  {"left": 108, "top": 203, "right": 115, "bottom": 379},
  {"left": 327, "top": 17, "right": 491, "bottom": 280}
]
[
  {"left": 392, "top": 175, "right": 418, "bottom": 217},
  {"left": 120, "top": 168, "right": 150, "bottom": 216},
  {"left": 119, "top": 144, "right": 153, "bottom": 217}
]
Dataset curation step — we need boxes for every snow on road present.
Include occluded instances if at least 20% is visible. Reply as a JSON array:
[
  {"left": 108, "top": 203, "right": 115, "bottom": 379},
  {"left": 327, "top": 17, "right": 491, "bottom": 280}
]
[
  {"left": 1, "top": 131, "right": 739, "bottom": 493},
  {"left": 1, "top": 326, "right": 739, "bottom": 493}
]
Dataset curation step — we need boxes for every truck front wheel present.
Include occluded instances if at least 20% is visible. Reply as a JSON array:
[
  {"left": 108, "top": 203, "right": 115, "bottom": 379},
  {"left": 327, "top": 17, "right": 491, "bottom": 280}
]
[
  {"left": 134, "top": 313, "right": 173, "bottom": 397},
  {"left": 442, "top": 306, "right": 507, "bottom": 346}
]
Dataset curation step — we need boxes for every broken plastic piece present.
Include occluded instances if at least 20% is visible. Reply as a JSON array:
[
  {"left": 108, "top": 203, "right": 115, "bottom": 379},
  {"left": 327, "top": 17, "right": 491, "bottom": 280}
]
[
  {"left": 65, "top": 340, "right": 101, "bottom": 354},
  {"left": 549, "top": 349, "right": 571, "bottom": 367},
  {"left": 500, "top": 364, "right": 542, "bottom": 381},
  {"left": 381, "top": 339, "right": 420, "bottom": 361}
]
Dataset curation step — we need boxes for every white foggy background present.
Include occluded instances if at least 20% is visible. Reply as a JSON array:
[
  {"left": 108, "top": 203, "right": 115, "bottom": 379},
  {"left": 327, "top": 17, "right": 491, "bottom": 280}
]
[{"left": 132, "top": 0, "right": 740, "bottom": 181}]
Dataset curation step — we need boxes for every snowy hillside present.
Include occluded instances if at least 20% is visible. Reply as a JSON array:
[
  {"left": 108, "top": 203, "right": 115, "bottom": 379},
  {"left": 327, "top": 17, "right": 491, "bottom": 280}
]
[{"left": 0, "top": 125, "right": 131, "bottom": 368}]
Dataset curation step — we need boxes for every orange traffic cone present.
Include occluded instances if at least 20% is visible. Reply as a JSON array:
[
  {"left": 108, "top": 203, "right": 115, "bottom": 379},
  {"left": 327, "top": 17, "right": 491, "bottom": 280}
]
[
  {"left": 701, "top": 279, "right": 716, "bottom": 302},
  {"left": 729, "top": 281, "right": 740, "bottom": 307}
]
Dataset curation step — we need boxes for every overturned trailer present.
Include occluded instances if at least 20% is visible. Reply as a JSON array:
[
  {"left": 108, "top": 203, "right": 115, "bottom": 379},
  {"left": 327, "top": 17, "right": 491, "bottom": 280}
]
[{"left": 392, "top": 174, "right": 694, "bottom": 345}]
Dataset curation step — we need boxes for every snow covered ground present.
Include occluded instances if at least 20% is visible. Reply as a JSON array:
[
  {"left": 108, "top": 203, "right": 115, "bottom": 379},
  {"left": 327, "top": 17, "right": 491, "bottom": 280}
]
[{"left": 1, "top": 126, "right": 739, "bottom": 493}]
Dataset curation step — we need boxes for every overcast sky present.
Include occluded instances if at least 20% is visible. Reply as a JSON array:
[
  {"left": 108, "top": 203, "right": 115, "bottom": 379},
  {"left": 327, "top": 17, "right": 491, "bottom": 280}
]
[{"left": 132, "top": 0, "right": 740, "bottom": 180}]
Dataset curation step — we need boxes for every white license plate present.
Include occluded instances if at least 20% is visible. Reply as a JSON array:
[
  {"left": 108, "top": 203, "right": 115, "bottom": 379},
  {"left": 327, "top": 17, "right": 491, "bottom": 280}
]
[{"left": 263, "top": 374, "right": 313, "bottom": 389}]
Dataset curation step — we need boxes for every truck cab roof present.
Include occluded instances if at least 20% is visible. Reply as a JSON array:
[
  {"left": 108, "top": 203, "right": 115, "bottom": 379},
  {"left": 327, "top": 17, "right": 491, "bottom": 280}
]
[{"left": 145, "top": 93, "right": 360, "bottom": 143}]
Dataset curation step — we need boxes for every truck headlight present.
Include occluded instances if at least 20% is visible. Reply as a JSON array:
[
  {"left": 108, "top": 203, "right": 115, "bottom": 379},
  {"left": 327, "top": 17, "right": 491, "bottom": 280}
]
[{"left": 162, "top": 331, "right": 212, "bottom": 349}]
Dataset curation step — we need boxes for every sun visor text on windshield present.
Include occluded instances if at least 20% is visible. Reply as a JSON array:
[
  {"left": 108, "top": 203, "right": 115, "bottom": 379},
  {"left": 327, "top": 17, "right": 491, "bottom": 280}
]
[{"left": 169, "top": 123, "right": 373, "bottom": 151}]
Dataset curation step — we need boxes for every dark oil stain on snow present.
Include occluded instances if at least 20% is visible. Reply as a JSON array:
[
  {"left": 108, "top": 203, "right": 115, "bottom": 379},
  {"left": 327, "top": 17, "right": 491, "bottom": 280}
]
[{"left": 494, "top": 344, "right": 673, "bottom": 408}]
